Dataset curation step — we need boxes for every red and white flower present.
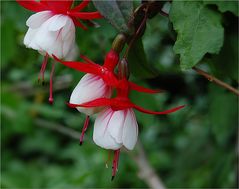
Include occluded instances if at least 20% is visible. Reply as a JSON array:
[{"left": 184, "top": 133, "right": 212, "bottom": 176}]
[
  {"left": 68, "top": 78, "right": 185, "bottom": 179},
  {"left": 17, "top": 0, "right": 102, "bottom": 58}
]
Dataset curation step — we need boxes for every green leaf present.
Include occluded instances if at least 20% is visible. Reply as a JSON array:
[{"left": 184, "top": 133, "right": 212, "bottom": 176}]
[
  {"left": 169, "top": 1, "right": 224, "bottom": 70},
  {"left": 204, "top": 1, "right": 239, "bottom": 16},
  {"left": 92, "top": 0, "right": 134, "bottom": 34},
  {"left": 128, "top": 39, "right": 158, "bottom": 79}
]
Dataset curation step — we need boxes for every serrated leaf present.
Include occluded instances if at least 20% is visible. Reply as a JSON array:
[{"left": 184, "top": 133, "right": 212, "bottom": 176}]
[
  {"left": 169, "top": 1, "right": 224, "bottom": 70},
  {"left": 128, "top": 39, "right": 158, "bottom": 79},
  {"left": 204, "top": 1, "right": 239, "bottom": 16},
  {"left": 92, "top": 0, "right": 134, "bottom": 34}
]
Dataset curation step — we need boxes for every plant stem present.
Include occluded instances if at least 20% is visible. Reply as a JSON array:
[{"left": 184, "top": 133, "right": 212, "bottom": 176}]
[
  {"left": 123, "top": 4, "right": 149, "bottom": 58},
  {"left": 193, "top": 67, "right": 239, "bottom": 96}
]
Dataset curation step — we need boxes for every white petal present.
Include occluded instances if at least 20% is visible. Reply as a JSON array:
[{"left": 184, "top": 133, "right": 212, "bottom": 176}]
[
  {"left": 108, "top": 110, "right": 125, "bottom": 144},
  {"left": 62, "top": 20, "right": 75, "bottom": 57},
  {"left": 47, "top": 14, "right": 68, "bottom": 31},
  {"left": 64, "top": 44, "right": 79, "bottom": 61},
  {"left": 122, "top": 109, "right": 138, "bottom": 150},
  {"left": 93, "top": 108, "right": 122, "bottom": 150},
  {"left": 26, "top": 11, "right": 52, "bottom": 29},
  {"left": 24, "top": 28, "right": 38, "bottom": 47},
  {"left": 70, "top": 74, "right": 112, "bottom": 115}
]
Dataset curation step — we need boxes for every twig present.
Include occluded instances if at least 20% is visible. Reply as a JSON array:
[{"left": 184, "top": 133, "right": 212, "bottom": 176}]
[
  {"left": 34, "top": 118, "right": 166, "bottom": 188},
  {"left": 130, "top": 141, "right": 166, "bottom": 189},
  {"left": 35, "top": 118, "right": 82, "bottom": 140},
  {"left": 193, "top": 67, "right": 239, "bottom": 96},
  {"left": 124, "top": 4, "right": 149, "bottom": 59}
]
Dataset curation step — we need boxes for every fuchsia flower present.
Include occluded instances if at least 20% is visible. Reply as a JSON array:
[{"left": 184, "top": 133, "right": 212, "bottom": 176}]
[
  {"left": 55, "top": 48, "right": 185, "bottom": 179},
  {"left": 68, "top": 78, "right": 185, "bottom": 179},
  {"left": 17, "top": 0, "right": 102, "bottom": 104},
  {"left": 53, "top": 49, "right": 185, "bottom": 179},
  {"left": 53, "top": 50, "right": 162, "bottom": 146}
]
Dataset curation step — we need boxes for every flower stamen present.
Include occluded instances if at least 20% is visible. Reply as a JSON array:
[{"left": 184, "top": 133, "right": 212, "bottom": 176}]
[
  {"left": 48, "top": 61, "right": 55, "bottom": 104},
  {"left": 80, "top": 115, "right": 90, "bottom": 145},
  {"left": 38, "top": 53, "right": 49, "bottom": 84}
]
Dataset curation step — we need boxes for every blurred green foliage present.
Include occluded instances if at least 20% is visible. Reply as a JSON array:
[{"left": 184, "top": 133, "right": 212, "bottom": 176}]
[{"left": 1, "top": 1, "right": 238, "bottom": 188}]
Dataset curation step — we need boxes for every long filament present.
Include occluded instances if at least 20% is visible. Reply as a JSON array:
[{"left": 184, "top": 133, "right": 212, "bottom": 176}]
[
  {"left": 80, "top": 115, "right": 90, "bottom": 145},
  {"left": 48, "top": 61, "right": 55, "bottom": 104}
]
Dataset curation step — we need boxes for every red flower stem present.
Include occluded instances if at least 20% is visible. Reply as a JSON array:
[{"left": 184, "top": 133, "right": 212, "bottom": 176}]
[
  {"left": 48, "top": 61, "right": 55, "bottom": 104},
  {"left": 79, "top": 115, "right": 90, "bottom": 145}
]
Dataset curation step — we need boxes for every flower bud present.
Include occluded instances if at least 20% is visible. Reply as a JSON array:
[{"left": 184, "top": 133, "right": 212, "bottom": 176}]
[{"left": 118, "top": 58, "right": 130, "bottom": 80}]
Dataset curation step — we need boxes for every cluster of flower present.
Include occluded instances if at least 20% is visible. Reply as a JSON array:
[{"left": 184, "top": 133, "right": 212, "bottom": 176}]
[{"left": 18, "top": 0, "right": 184, "bottom": 179}]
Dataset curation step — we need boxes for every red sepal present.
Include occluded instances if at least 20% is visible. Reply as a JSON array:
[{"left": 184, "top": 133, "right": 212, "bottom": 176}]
[
  {"left": 68, "top": 11, "right": 103, "bottom": 20},
  {"left": 16, "top": 0, "right": 47, "bottom": 12},
  {"left": 67, "top": 97, "right": 185, "bottom": 115},
  {"left": 53, "top": 55, "right": 101, "bottom": 75},
  {"left": 129, "top": 82, "right": 163, "bottom": 94},
  {"left": 133, "top": 104, "right": 185, "bottom": 115},
  {"left": 71, "top": 0, "right": 90, "bottom": 12},
  {"left": 42, "top": 0, "right": 73, "bottom": 13},
  {"left": 72, "top": 18, "right": 87, "bottom": 30},
  {"left": 67, "top": 98, "right": 112, "bottom": 108},
  {"left": 80, "top": 54, "right": 98, "bottom": 66}
]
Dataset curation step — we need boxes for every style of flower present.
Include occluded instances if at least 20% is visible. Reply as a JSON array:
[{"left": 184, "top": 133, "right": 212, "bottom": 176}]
[
  {"left": 17, "top": 0, "right": 102, "bottom": 104},
  {"left": 68, "top": 78, "right": 185, "bottom": 179}
]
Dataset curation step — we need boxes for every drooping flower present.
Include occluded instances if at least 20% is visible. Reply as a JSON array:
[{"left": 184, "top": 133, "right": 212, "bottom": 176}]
[
  {"left": 17, "top": 0, "right": 102, "bottom": 103},
  {"left": 17, "top": 0, "right": 102, "bottom": 59},
  {"left": 93, "top": 107, "right": 138, "bottom": 180},
  {"left": 68, "top": 78, "right": 185, "bottom": 178},
  {"left": 54, "top": 49, "right": 163, "bottom": 146}
]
